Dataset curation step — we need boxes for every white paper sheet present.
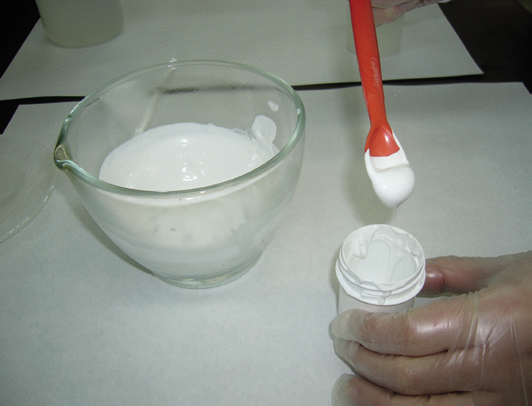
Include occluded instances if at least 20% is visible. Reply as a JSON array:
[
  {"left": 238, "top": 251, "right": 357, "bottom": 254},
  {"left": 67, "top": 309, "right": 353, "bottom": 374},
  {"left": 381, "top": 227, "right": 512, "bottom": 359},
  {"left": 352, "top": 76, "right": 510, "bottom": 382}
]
[
  {"left": 0, "top": 0, "right": 480, "bottom": 100},
  {"left": 1, "top": 82, "right": 530, "bottom": 405}
]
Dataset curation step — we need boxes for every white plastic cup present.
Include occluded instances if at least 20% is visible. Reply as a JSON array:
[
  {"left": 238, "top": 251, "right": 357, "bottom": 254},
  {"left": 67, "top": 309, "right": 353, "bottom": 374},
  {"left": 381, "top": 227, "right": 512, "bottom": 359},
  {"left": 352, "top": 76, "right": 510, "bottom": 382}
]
[
  {"left": 35, "top": 0, "right": 123, "bottom": 48},
  {"left": 375, "top": 15, "right": 404, "bottom": 57},
  {"left": 347, "top": 13, "right": 404, "bottom": 57},
  {"left": 336, "top": 224, "right": 425, "bottom": 314}
]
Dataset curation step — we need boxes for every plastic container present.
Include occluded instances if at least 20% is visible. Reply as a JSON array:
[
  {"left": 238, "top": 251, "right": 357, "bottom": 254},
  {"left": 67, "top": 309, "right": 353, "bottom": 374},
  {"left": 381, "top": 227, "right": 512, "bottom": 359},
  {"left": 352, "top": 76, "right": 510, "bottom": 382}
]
[
  {"left": 35, "top": 0, "right": 123, "bottom": 48},
  {"left": 336, "top": 224, "right": 425, "bottom": 313},
  {"left": 347, "top": 12, "right": 404, "bottom": 57}
]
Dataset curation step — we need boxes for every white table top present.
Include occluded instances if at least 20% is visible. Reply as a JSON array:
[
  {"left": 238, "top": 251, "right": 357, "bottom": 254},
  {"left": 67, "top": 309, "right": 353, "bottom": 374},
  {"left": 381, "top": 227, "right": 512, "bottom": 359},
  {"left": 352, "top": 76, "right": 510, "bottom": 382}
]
[
  {"left": 1, "top": 81, "right": 531, "bottom": 405},
  {"left": 0, "top": 0, "right": 480, "bottom": 100}
]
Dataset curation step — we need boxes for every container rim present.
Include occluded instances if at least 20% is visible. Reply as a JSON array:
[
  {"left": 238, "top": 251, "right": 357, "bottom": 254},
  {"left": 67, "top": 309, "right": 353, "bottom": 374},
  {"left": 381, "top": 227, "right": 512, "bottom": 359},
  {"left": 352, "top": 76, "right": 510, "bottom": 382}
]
[
  {"left": 53, "top": 59, "right": 306, "bottom": 197},
  {"left": 335, "top": 224, "right": 426, "bottom": 306}
]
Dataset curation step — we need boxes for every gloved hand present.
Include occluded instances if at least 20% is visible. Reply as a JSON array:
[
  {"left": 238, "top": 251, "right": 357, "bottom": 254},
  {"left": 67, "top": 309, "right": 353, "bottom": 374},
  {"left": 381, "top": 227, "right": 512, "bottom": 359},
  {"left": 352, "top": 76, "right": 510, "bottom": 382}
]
[
  {"left": 372, "top": 0, "right": 443, "bottom": 26},
  {"left": 331, "top": 251, "right": 532, "bottom": 405}
]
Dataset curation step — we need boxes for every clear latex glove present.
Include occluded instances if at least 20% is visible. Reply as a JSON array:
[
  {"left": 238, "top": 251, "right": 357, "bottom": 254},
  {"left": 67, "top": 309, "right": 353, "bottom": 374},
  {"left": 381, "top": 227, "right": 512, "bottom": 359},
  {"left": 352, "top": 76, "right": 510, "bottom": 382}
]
[
  {"left": 372, "top": 0, "right": 444, "bottom": 25},
  {"left": 331, "top": 251, "right": 532, "bottom": 405}
]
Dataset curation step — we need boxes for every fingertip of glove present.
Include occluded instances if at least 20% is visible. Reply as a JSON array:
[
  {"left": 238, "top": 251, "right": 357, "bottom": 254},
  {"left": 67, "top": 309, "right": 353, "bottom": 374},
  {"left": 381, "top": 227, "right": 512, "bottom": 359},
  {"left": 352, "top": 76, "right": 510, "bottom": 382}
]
[
  {"left": 332, "top": 374, "right": 357, "bottom": 406},
  {"left": 331, "top": 310, "right": 359, "bottom": 338},
  {"left": 422, "top": 265, "right": 446, "bottom": 294}
]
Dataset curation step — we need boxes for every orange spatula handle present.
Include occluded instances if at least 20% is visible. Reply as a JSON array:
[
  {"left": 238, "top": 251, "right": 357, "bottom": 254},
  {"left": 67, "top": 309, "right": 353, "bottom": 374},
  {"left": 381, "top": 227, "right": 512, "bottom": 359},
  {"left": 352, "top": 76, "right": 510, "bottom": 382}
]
[{"left": 349, "top": 0, "right": 399, "bottom": 156}]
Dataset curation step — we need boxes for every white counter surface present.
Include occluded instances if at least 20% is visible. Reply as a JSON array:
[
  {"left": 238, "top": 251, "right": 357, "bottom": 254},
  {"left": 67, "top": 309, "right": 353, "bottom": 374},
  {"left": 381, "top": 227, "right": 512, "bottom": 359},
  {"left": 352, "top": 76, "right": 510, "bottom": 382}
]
[
  {"left": 1, "top": 81, "right": 530, "bottom": 405},
  {"left": 0, "top": 0, "right": 480, "bottom": 99}
]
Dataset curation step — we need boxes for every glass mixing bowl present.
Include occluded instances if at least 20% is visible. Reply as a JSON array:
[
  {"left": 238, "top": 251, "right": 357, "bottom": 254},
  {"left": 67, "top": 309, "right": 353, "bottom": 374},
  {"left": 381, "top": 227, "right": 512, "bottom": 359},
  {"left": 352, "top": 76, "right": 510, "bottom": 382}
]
[{"left": 54, "top": 60, "right": 305, "bottom": 288}]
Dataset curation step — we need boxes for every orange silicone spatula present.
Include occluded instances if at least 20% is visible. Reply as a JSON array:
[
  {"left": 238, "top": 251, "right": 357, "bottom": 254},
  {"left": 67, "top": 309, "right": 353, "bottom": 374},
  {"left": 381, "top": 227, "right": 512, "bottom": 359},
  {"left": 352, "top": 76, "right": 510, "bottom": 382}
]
[
  {"left": 349, "top": 0, "right": 400, "bottom": 157},
  {"left": 348, "top": 0, "right": 415, "bottom": 207}
]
